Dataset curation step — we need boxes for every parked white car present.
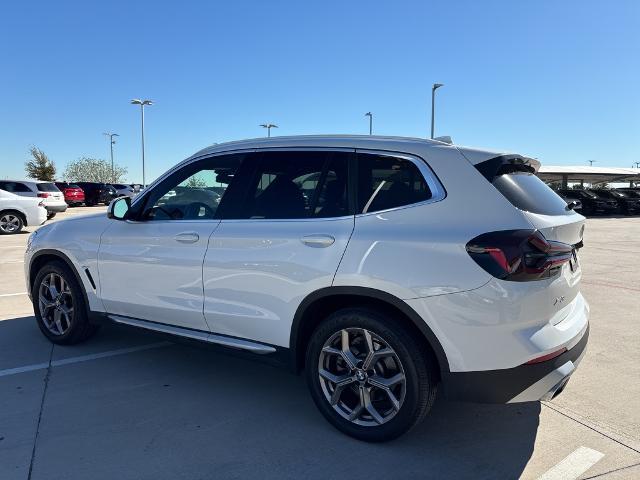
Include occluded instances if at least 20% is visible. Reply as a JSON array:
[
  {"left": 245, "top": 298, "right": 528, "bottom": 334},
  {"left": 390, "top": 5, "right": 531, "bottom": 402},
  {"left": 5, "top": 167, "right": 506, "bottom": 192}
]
[
  {"left": 0, "top": 189, "right": 47, "bottom": 234},
  {"left": 0, "top": 180, "right": 67, "bottom": 218},
  {"left": 24, "top": 136, "right": 589, "bottom": 441},
  {"left": 110, "top": 183, "right": 136, "bottom": 197}
]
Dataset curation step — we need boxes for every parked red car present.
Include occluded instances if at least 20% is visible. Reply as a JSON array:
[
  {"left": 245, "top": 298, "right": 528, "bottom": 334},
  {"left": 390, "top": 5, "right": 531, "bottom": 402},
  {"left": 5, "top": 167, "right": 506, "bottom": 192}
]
[{"left": 54, "top": 182, "right": 85, "bottom": 206}]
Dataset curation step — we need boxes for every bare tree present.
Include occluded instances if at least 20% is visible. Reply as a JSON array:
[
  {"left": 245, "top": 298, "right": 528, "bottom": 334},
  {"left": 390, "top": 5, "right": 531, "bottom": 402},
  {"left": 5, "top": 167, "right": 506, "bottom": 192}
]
[
  {"left": 25, "top": 147, "right": 56, "bottom": 181},
  {"left": 64, "top": 157, "right": 128, "bottom": 183}
]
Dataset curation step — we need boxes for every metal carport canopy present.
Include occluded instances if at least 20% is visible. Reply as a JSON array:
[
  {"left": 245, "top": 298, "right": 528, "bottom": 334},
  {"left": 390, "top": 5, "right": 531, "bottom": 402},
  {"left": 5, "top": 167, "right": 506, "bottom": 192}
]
[{"left": 537, "top": 165, "right": 640, "bottom": 185}]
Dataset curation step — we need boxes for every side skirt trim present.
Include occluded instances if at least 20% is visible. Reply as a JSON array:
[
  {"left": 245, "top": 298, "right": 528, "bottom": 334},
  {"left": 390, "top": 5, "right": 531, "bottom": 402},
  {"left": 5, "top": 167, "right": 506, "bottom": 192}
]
[{"left": 108, "top": 315, "right": 276, "bottom": 354}]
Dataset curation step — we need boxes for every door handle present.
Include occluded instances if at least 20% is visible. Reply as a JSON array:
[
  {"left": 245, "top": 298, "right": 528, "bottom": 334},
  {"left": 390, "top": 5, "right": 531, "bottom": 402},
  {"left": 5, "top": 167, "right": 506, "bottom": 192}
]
[
  {"left": 301, "top": 235, "right": 335, "bottom": 248},
  {"left": 174, "top": 232, "right": 200, "bottom": 243}
]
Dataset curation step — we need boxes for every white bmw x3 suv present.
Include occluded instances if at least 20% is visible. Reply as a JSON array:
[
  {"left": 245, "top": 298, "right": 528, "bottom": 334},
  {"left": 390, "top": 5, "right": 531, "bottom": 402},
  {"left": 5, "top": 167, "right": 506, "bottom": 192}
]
[{"left": 25, "top": 136, "right": 589, "bottom": 441}]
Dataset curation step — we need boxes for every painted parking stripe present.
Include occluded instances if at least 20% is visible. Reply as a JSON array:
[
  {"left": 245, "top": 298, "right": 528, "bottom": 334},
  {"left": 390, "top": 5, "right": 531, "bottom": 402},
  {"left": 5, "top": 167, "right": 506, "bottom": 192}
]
[
  {"left": 0, "top": 341, "right": 172, "bottom": 378},
  {"left": 0, "top": 292, "right": 27, "bottom": 298},
  {"left": 538, "top": 446, "right": 604, "bottom": 480}
]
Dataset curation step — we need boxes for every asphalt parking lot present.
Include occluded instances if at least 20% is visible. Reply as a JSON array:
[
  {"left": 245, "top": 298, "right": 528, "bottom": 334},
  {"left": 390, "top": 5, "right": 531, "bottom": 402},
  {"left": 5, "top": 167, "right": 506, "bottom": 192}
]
[{"left": 1, "top": 207, "right": 639, "bottom": 480}]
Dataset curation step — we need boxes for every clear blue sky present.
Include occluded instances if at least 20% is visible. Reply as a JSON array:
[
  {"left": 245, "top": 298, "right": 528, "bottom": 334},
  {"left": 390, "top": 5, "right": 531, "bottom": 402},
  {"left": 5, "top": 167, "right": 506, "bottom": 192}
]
[{"left": 1, "top": 1, "right": 638, "bottom": 182}]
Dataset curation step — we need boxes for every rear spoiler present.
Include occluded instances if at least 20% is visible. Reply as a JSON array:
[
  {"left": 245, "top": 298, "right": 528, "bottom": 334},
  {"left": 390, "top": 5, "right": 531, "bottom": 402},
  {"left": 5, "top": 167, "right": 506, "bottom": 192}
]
[{"left": 474, "top": 155, "right": 541, "bottom": 182}]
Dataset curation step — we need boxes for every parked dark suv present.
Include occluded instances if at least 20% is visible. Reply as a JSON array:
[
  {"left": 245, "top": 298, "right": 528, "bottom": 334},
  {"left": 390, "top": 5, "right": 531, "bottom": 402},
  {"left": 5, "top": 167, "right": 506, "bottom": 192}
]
[
  {"left": 554, "top": 191, "right": 582, "bottom": 213},
  {"left": 594, "top": 189, "right": 640, "bottom": 215},
  {"left": 556, "top": 189, "right": 618, "bottom": 216},
  {"left": 75, "top": 182, "right": 118, "bottom": 206}
]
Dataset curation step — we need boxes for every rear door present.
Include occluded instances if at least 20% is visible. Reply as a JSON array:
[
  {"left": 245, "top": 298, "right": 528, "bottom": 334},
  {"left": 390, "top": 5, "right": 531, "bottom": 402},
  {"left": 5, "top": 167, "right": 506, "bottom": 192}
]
[{"left": 202, "top": 149, "right": 355, "bottom": 347}]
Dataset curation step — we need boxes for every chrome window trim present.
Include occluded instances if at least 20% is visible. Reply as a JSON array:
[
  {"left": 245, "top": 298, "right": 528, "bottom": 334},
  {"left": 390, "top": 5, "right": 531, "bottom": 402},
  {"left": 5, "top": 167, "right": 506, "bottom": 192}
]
[
  {"left": 130, "top": 145, "right": 445, "bottom": 222},
  {"left": 353, "top": 148, "right": 447, "bottom": 217}
]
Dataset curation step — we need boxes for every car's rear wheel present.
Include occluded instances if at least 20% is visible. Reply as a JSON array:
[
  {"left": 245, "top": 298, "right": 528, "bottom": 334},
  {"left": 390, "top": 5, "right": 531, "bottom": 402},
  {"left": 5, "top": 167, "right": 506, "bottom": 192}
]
[
  {"left": 305, "top": 308, "right": 437, "bottom": 442},
  {"left": 0, "top": 211, "right": 24, "bottom": 234},
  {"left": 32, "top": 261, "right": 98, "bottom": 344},
  {"left": 47, "top": 212, "right": 56, "bottom": 219}
]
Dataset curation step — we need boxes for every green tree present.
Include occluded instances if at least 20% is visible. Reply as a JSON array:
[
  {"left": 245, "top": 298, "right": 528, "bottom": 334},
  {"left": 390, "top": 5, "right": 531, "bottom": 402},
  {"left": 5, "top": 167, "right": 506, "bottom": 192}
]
[
  {"left": 185, "top": 175, "right": 207, "bottom": 188},
  {"left": 63, "top": 157, "right": 128, "bottom": 183},
  {"left": 25, "top": 147, "right": 56, "bottom": 181}
]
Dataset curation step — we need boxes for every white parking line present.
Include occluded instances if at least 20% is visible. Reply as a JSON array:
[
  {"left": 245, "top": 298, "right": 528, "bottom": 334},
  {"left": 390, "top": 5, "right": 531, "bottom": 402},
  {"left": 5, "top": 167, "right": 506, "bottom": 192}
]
[
  {"left": 538, "top": 446, "right": 604, "bottom": 480},
  {"left": 0, "top": 292, "right": 27, "bottom": 298},
  {"left": 0, "top": 260, "right": 24, "bottom": 264},
  {"left": 0, "top": 341, "right": 172, "bottom": 378}
]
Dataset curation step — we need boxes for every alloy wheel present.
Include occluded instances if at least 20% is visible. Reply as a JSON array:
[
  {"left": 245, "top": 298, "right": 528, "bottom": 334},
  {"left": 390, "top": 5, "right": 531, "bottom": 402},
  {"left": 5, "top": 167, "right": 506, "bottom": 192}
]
[
  {"left": 318, "top": 328, "right": 406, "bottom": 426},
  {"left": 0, "top": 214, "right": 21, "bottom": 233},
  {"left": 38, "top": 273, "right": 74, "bottom": 335}
]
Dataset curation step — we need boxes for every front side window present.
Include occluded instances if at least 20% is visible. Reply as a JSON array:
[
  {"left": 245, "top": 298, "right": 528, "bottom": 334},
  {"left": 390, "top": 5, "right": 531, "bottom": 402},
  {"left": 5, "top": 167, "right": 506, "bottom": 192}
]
[
  {"left": 236, "top": 151, "right": 350, "bottom": 219},
  {"left": 357, "top": 154, "right": 432, "bottom": 213},
  {"left": 143, "top": 154, "right": 243, "bottom": 221}
]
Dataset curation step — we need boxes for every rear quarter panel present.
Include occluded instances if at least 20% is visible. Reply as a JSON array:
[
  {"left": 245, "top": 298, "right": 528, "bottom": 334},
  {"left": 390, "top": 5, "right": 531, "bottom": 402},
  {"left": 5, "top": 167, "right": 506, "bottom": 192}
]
[{"left": 333, "top": 144, "right": 533, "bottom": 300}]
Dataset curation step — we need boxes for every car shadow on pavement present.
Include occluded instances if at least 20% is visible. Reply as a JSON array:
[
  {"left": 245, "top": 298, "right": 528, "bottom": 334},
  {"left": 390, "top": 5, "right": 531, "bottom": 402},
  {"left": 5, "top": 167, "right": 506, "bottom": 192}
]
[{"left": 1, "top": 317, "right": 540, "bottom": 480}]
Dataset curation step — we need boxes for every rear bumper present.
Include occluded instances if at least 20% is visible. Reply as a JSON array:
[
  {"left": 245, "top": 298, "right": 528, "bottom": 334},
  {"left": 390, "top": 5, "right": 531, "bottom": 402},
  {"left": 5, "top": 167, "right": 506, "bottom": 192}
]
[
  {"left": 45, "top": 204, "right": 68, "bottom": 213},
  {"left": 443, "top": 324, "right": 589, "bottom": 403}
]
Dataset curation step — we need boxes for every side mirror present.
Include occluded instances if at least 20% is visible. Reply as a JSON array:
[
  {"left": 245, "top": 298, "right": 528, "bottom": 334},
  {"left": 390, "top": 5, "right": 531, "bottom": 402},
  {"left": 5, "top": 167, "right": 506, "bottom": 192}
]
[{"left": 107, "top": 196, "right": 131, "bottom": 220}]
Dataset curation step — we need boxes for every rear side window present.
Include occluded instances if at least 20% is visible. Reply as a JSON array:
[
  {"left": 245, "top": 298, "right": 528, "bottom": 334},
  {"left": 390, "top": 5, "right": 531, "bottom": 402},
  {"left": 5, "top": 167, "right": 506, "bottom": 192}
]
[
  {"left": 0, "top": 181, "right": 32, "bottom": 193},
  {"left": 36, "top": 183, "right": 59, "bottom": 192},
  {"left": 492, "top": 173, "right": 570, "bottom": 215},
  {"left": 357, "top": 154, "right": 432, "bottom": 213},
  {"left": 237, "top": 151, "right": 350, "bottom": 219}
]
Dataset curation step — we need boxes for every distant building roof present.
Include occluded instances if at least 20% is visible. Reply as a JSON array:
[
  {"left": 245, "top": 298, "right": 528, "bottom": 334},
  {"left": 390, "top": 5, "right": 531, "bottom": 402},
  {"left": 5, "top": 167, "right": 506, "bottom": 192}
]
[{"left": 537, "top": 165, "right": 640, "bottom": 184}]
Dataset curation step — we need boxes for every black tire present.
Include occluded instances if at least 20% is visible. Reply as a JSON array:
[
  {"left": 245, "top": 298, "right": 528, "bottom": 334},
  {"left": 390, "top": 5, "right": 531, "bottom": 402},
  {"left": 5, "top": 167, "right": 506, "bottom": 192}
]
[
  {"left": 0, "top": 210, "right": 24, "bottom": 234},
  {"left": 47, "top": 212, "right": 56, "bottom": 219},
  {"left": 305, "top": 308, "right": 437, "bottom": 442},
  {"left": 31, "top": 260, "right": 99, "bottom": 345}
]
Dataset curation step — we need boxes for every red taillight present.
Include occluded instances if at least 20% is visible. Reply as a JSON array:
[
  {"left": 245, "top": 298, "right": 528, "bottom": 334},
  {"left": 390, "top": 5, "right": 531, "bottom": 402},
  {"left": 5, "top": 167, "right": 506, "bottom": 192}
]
[
  {"left": 466, "top": 230, "right": 573, "bottom": 282},
  {"left": 525, "top": 347, "right": 567, "bottom": 365},
  {"left": 37, "top": 192, "right": 51, "bottom": 198}
]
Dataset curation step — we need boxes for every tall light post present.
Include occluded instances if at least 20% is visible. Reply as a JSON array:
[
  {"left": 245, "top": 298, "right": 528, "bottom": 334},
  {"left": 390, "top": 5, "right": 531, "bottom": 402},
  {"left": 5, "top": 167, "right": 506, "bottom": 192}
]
[
  {"left": 103, "top": 132, "right": 119, "bottom": 182},
  {"left": 634, "top": 161, "right": 640, "bottom": 168},
  {"left": 131, "top": 99, "right": 153, "bottom": 187},
  {"left": 260, "top": 123, "right": 278, "bottom": 137},
  {"left": 588, "top": 160, "right": 596, "bottom": 166},
  {"left": 430, "top": 83, "right": 444, "bottom": 139},
  {"left": 365, "top": 112, "right": 373, "bottom": 135}
]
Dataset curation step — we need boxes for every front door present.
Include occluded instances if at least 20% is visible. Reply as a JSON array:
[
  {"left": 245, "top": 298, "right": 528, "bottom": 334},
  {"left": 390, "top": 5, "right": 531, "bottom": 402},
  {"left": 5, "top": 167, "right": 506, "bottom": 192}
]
[
  {"left": 98, "top": 153, "right": 246, "bottom": 331},
  {"left": 203, "top": 149, "right": 355, "bottom": 347}
]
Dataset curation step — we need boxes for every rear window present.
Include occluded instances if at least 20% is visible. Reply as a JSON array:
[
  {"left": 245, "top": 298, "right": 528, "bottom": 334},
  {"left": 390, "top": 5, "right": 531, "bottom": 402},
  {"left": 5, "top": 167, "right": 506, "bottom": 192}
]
[
  {"left": 492, "top": 172, "right": 570, "bottom": 216},
  {"left": 36, "top": 183, "right": 60, "bottom": 192}
]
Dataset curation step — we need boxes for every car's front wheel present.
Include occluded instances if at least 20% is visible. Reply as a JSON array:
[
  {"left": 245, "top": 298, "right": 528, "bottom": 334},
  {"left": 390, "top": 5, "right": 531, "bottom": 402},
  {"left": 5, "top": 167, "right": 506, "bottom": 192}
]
[
  {"left": 32, "top": 261, "right": 98, "bottom": 344},
  {"left": 305, "top": 308, "right": 438, "bottom": 442}
]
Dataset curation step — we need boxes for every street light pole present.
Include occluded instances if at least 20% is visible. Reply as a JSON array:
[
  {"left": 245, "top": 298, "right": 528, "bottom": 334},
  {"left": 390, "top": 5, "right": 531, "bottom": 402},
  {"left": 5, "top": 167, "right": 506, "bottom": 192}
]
[
  {"left": 103, "top": 132, "right": 119, "bottom": 183},
  {"left": 430, "top": 83, "right": 444, "bottom": 139},
  {"left": 260, "top": 123, "right": 278, "bottom": 137},
  {"left": 588, "top": 160, "right": 596, "bottom": 167},
  {"left": 131, "top": 99, "right": 153, "bottom": 188},
  {"left": 365, "top": 112, "right": 373, "bottom": 135}
]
